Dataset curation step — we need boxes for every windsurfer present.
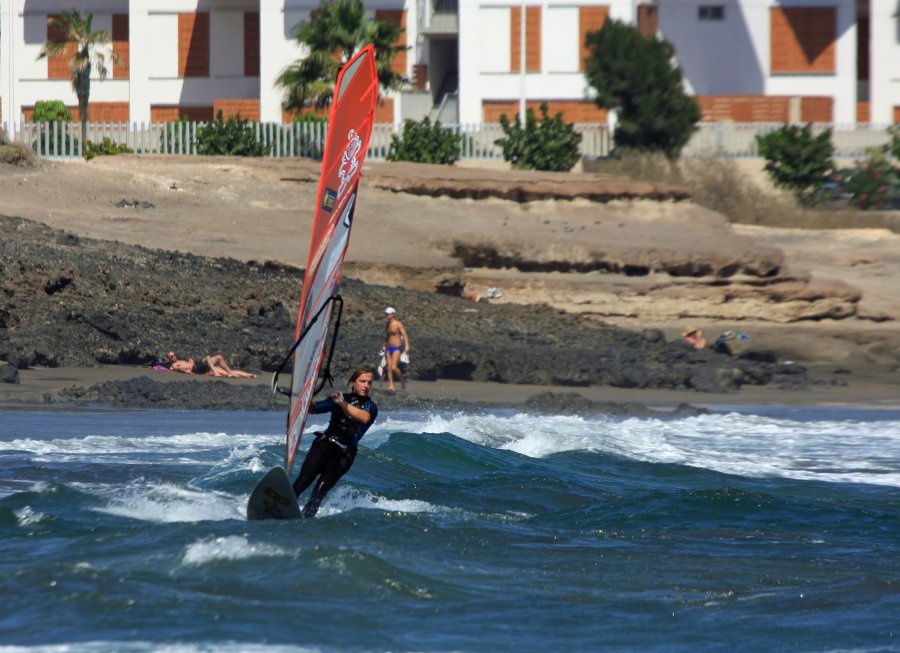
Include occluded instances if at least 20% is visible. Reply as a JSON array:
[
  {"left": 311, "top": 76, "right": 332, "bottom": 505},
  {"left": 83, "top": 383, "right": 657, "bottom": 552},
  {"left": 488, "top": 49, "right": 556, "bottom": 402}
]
[
  {"left": 292, "top": 368, "right": 378, "bottom": 517},
  {"left": 383, "top": 307, "right": 409, "bottom": 391}
]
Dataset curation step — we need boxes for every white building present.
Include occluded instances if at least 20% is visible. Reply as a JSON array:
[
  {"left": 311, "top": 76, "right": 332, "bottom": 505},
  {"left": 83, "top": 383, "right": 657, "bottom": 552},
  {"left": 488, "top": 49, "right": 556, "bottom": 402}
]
[{"left": 2, "top": 0, "right": 898, "bottom": 128}]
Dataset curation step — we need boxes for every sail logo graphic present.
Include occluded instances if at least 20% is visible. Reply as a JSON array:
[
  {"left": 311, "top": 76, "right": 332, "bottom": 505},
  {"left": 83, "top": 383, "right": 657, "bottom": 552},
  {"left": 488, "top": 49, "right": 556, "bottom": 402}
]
[
  {"left": 321, "top": 188, "right": 337, "bottom": 212},
  {"left": 337, "top": 129, "right": 363, "bottom": 200}
]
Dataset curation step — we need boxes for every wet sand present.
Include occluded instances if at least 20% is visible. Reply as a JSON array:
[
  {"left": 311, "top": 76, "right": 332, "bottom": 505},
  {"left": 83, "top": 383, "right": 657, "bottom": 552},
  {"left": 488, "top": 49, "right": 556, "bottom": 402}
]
[{"left": 3, "top": 365, "right": 897, "bottom": 412}]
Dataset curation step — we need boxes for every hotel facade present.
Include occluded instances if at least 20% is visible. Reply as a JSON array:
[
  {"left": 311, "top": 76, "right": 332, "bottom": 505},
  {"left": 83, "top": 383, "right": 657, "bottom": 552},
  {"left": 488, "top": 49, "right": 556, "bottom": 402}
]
[{"left": 2, "top": 0, "right": 898, "bottom": 128}]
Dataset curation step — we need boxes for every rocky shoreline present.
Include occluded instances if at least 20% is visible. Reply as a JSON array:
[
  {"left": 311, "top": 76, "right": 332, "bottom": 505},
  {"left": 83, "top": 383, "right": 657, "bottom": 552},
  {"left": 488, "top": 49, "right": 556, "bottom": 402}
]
[{"left": 0, "top": 214, "right": 811, "bottom": 412}]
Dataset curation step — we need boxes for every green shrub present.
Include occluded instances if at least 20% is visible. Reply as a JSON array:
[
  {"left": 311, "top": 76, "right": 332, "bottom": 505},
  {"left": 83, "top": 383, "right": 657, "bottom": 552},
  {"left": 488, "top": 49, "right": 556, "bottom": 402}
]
[
  {"left": 886, "top": 125, "right": 900, "bottom": 162},
  {"left": 386, "top": 117, "right": 461, "bottom": 165},
  {"left": 196, "top": 110, "right": 269, "bottom": 157},
  {"left": 756, "top": 124, "right": 834, "bottom": 206},
  {"left": 30, "top": 100, "right": 79, "bottom": 155},
  {"left": 32, "top": 100, "right": 74, "bottom": 123},
  {"left": 830, "top": 149, "right": 899, "bottom": 210},
  {"left": 83, "top": 137, "right": 133, "bottom": 161},
  {"left": 496, "top": 103, "right": 581, "bottom": 172},
  {"left": 584, "top": 20, "right": 700, "bottom": 159}
]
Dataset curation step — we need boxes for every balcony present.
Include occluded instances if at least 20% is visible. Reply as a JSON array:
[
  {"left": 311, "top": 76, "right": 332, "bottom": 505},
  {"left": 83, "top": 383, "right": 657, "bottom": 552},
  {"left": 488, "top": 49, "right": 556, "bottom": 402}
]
[{"left": 422, "top": 0, "right": 458, "bottom": 36}]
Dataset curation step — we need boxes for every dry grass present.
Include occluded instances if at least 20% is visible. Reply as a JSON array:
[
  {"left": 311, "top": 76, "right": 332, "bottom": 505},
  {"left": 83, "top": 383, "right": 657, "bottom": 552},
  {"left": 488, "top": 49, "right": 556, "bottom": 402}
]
[
  {"left": 587, "top": 151, "right": 899, "bottom": 232},
  {"left": 0, "top": 128, "right": 39, "bottom": 167}
]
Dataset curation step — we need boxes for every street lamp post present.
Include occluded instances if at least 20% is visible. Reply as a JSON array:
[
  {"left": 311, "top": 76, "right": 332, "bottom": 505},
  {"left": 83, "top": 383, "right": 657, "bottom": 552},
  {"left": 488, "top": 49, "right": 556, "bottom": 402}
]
[{"left": 518, "top": 0, "right": 525, "bottom": 122}]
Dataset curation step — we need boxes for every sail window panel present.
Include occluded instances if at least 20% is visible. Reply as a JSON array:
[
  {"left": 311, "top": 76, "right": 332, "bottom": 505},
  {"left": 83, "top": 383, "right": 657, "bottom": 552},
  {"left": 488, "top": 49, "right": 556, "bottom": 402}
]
[
  {"left": 544, "top": 7, "right": 578, "bottom": 73},
  {"left": 477, "top": 8, "right": 509, "bottom": 73}
]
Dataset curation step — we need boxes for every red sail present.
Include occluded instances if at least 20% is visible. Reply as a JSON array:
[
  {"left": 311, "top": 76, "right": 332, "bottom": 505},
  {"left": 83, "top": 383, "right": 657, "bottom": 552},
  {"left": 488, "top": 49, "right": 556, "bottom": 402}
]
[{"left": 284, "top": 45, "right": 378, "bottom": 474}]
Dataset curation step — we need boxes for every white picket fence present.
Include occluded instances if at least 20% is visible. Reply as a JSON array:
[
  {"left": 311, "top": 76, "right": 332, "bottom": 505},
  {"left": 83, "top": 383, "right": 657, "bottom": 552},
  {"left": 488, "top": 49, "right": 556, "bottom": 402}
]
[
  {"left": 683, "top": 122, "right": 895, "bottom": 160},
  {"left": 1, "top": 120, "right": 613, "bottom": 161},
  {"left": 3, "top": 119, "right": 893, "bottom": 162}
]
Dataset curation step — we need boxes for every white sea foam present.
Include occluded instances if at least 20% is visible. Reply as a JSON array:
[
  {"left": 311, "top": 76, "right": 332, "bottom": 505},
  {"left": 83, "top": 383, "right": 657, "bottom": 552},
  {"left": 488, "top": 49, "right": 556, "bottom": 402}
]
[
  {"left": 14, "top": 506, "right": 46, "bottom": 526},
  {"left": 181, "top": 535, "right": 290, "bottom": 566},
  {"left": 94, "top": 482, "right": 242, "bottom": 522},
  {"left": 0, "top": 641, "right": 322, "bottom": 653},
  {"left": 318, "top": 485, "right": 441, "bottom": 517},
  {"left": 3, "top": 431, "right": 271, "bottom": 465}
]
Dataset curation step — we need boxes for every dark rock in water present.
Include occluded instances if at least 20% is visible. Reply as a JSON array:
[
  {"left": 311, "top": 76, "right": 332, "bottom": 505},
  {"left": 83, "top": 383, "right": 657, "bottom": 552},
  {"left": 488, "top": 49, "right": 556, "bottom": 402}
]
[{"left": 0, "top": 364, "right": 19, "bottom": 384}]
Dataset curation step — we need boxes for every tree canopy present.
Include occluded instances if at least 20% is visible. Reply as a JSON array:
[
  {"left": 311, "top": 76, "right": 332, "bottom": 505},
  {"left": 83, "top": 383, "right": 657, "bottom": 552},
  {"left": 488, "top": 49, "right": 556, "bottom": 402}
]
[
  {"left": 38, "top": 9, "right": 113, "bottom": 126},
  {"left": 584, "top": 20, "right": 700, "bottom": 159},
  {"left": 276, "top": 0, "right": 407, "bottom": 112}
]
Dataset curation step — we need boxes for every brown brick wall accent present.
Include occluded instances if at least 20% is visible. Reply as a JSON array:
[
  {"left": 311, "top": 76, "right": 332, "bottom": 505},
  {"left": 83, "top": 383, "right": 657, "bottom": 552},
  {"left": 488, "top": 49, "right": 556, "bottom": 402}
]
[
  {"left": 579, "top": 6, "right": 609, "bottom": 71},
  {"left": 79, "top": 102, "right": 130, "bottom": 122},
  {"left": 510, "top": 7, "right": 541, "bottom": 73},
  {"left": 375, "top": 10, "right": 407, "bottom": 76},
  {"left": 895, "top": 107, "right": 900, "bottom": 124},
  {"left": 374, "top": 97, "right": 394, "bottom": 123},
  {"left": 482, "top": 100, "right": 607, "bottom": 123},
  {"left": 282, "top": 107, "right": 329, "bottom": 123},
  {"left": 800, "top": 96, "right": 833, "bottom": 122},
  {"left": 214, "top": 99, "right": 260, "bottom": 121},
  {"left": 856, "top": 101, "right": 870, "bottom": 123},
  {"left": 112, "top": 14, "right": 129, "bottom": 79},
  {"left": 697, "top": 95, "right": 790, "bottom": 122},
  {"left": 697, "top": 95, "right": 833, "bottom": 122},
  {"left": 284, "top": 100, "right": 392, "bottom": 124},
  {"left": 179, "top": 13, "right": 209, "bottom": 78},
  {"left": 46, "top": 15, "right": 76, "bottom": 79},
  {"left": 770, "top": 7, "right": 836, "bottom": 74},
  {"left": 244, "top": 12, "right": 260, "bottom": 77},
  {"left": 151, "top": 105, "right": 214, "bottom": 122},
  {"left": 637, "top": 4, "right": 658, "bottom": 38},
  {"left": 25, "top": 102, "right": 130, "bottom": 122}
]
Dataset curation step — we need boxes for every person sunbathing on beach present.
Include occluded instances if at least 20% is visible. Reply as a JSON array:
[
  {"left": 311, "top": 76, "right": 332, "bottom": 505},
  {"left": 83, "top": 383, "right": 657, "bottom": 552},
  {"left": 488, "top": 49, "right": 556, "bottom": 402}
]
[
  {"left": 163, "top": 351, "right": 256, "bottom": 378},
  {"left": 682, "top": 326, "right": 707, "bottom": 350}
]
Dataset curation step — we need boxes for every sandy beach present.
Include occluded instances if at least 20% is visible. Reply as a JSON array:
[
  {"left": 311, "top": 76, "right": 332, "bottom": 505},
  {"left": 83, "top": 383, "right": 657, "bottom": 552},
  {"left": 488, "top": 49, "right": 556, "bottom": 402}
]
[{"left": 1, "top": 154, "right": 898, "bottom": 410}]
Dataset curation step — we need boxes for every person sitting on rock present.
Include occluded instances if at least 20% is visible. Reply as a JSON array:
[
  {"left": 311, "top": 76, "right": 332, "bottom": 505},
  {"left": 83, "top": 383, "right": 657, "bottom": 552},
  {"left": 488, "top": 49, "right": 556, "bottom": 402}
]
[
  {"left": 164, "top": 351, "right": 256, "bottom": 378},
  {"left": 682, "top": 326, "right": 707, "bottom": 350}
]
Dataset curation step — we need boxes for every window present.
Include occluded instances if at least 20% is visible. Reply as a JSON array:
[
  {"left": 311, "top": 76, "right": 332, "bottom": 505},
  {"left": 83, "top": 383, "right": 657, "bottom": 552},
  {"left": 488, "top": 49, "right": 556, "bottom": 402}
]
[{"left": 698, "top": 5, "right": 725, "bottom": 21}]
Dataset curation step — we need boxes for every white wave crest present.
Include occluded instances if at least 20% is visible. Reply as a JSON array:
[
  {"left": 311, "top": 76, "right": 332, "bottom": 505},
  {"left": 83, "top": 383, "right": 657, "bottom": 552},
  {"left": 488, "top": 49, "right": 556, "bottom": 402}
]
[
  {"left": 373, "top": 410, "right": 900, "bottom": 488},
  {"left": 94, "top": 482, "right": 242, "bottom": 522},
  {"left": 181, "top": 535, "right": 290, "bottom": 566},
  {"left": 14, "top": 506, "right": 47, "bottom": 526}
]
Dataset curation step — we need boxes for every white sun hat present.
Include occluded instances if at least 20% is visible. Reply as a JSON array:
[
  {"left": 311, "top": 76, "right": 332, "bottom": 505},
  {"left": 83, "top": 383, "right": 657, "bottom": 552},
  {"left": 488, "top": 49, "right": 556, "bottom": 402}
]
[{"left": 384, "top": 307, "right": 396, "bottom": 315}]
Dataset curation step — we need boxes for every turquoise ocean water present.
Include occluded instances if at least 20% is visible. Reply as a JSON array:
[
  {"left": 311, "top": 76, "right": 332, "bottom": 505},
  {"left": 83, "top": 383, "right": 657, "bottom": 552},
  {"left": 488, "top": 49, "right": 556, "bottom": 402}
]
[{"left": 1, "top": 403, "right": 899, "bottom": 652}]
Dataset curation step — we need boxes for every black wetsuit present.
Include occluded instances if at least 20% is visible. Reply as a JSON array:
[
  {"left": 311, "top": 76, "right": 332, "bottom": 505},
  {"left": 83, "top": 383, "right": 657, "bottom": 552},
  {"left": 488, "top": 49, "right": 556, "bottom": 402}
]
[{"left": 292, "top": 392, "right": 378, "bottom": 517}]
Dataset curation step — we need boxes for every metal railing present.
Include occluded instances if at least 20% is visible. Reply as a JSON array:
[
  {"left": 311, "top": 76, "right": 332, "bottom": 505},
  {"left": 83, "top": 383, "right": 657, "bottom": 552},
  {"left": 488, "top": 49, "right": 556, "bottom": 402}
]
[
  {"left": 6, "top": 119, "right": 892, "bottom": 163},
  {"left": 683, "top": 122, "right": 895, "bottom": 160},
  {"left": 2, "top": 119, "right": 612, "bottom": 161}
]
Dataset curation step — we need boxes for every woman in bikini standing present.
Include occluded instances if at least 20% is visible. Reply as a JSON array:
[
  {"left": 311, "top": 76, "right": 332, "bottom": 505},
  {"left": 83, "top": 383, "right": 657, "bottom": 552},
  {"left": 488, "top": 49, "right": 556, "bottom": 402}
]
[{"left": 383, "top": 307, "right": 409, "bottom": 391}]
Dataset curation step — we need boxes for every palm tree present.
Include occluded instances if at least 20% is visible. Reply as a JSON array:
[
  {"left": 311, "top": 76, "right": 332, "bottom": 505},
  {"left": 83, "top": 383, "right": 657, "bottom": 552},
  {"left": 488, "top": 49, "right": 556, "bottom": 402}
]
[
  {"left": 38, "top": 8, "right": 113, "bottom": 130},
  {"left": 276, "top": 0, "right": 407, "bottom": 112}
]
